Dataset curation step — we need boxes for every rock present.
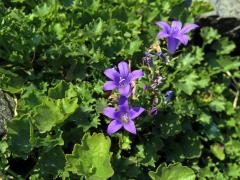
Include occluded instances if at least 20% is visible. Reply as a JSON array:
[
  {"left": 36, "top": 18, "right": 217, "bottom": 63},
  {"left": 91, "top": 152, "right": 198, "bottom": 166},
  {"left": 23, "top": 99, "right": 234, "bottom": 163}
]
[
  {"left": 205, "top": 0, "right": 240, "bottom": 18},
  {"left": 199, "top": 0, "right": 240, "bottom": 54},
  {"left": 0, "top": 90, "right": 16, "bottom": 138},
  {"left": 200, "top": 0, "right": 240, "bottom": 34}
]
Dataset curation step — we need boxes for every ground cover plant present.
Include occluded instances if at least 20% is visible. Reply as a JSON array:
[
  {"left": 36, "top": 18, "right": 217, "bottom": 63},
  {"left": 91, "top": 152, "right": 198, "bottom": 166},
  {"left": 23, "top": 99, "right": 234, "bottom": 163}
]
[{"left": 0, "top": 0, "right": 240, "bottom": 179}]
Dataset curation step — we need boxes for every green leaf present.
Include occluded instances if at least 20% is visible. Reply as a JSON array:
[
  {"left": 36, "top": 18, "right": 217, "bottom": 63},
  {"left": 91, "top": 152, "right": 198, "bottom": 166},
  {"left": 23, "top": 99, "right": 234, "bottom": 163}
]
[
  {"left": 227, "top": 163, "right": 240, "bottom": 178},
  {"left": 217, "top": 57, "right": 240, "bottom": 71},
  {"left": 65, "top": 133, "right": 114, "bottom": 180},
  {"left": 178, "top": 46, "right": 204, "bottom": 69},
  {"left": 159, "top": 113, "right": 182, "bottom": 138},
  {"left": 210, "top": 143, "right": 225, "bottom": 161},
  {"left": 127, "top": 40, "right": 142, "bottom": 56},
  {"left": 197, "top": 113, "right": 212, "bottom": 124},
  {"left": 176, "top": 71, "right": 199, "bottom": 95},
  {"left": 33, "top": 101, "right": 65, "bottom": 133},
  {"left": 48, "top": 81, "right": 69, "bottom": 99},
  {"left": 149, "top": 163, "right": 196, "bottom": 180},
  {"left": 209, "top": 97, "right": 226, "bottom": 112},
  {"left": 180, "top": 133, "right": 202, "bottom": 159},
  {"left": 130, "top": 136, "right": 163, "bottom": 167},
  {"left": 200, "top": 27, "right": 221, "bottom": 45},
  {"left": 33, "top": 147, "right": 66, "bottom": 178},
  {"left": 31, "top": 129, "right": 64, "bottom": 151},
  {"left": 53, "top": 23, "right": 64, "bottom": 40},
  {"left": 190, "top": 0, "right": 213, "bottom": 16},
  {"left": 212, "top": 37, "right": 236, "bottom": 55},
  {"left": 33, "top": 98, "right": 78, "bottom": 133},
  {"left": 8, "top": 115, "right": 32, "bottom": 159}
]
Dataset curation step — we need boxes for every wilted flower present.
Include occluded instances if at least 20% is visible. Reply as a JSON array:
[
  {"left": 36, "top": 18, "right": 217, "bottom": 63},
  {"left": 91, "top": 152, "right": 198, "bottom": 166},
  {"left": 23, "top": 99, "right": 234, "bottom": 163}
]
[
  {"left": 143, "top": 52, "right": 153, "bottom": 67},
  {"left": 150, "top": 74, "right": 164, "bottom": 89},
  {"left": 155, "top": 52, "right": 162, "bottom": 59},
  {"left": 150, "top": 107, "right": 158, "bottom": 116},
  {"left": 164, "top": 90, "right": 174, "bottom": 104},
  {"left": 103, "top": 96, "right": 145, "bottom": 135},
  {"left": 156, "top": 21, "right": 199, "bottom": 54},
  {"left": 103, "top": 61, "right": 144, "bottom": 96},
  {"left": 156, "top": 52, "right": 170, "bottom": 64}
]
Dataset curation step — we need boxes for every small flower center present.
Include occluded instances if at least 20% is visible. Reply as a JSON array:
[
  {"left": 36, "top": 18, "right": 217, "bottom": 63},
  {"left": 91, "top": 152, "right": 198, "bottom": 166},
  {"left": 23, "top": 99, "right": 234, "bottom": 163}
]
[
  {"left": 120, "top": 113, "right": 130, "bottom": 123},
  {"left": 119, "top": 77, "right": 128, "bottom": 87}
]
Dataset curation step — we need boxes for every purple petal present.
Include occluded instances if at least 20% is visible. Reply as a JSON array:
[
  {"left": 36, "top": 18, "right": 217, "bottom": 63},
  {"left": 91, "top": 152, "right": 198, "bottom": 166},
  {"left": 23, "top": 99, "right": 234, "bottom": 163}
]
[
  {"left": 103, "top": 81, "right": 117, "bottom": 91},
  {"left": 107, "top": 120, "right": 123, "bottom": 134},
  {"left": 118, "top": 61, "right": 129, "bottom": 77},
  {"left": 171, "top": 21, "right": 182, "bottom": 30},
  {"left": 155, "top": 21, "right": 170, "bottom": 34},
  {"left": 129, "top": 70, "right": 144, "bottom": 81},
  {"left": 167, "top": 37, "right": 180, "bottom": 54},
  {"left": 180, "top": 24, "right": 199, "bottom": 34},
  {"left": 118, "top": 96, "right": 129, "bottom": 111},
  {"left": 118, "top": 85, "right": 131, "bottom": 96},
  {"left": 123, "top": 120, "right": 136, "bottom": 134},
  {"left": 104, "top": 68, "right": 120, "bottom": 81},
  {"left": 157, "top": 31, "right": 169, "bottom": 39},
  {"left": 129, "top": 107, "right": 145, "bottom": 120},
  {"left": 176, "top": 34, "right": 188, "bottom": 45},
  {"left": 103, "top": 107, "right": 117, "bottom": 119}
]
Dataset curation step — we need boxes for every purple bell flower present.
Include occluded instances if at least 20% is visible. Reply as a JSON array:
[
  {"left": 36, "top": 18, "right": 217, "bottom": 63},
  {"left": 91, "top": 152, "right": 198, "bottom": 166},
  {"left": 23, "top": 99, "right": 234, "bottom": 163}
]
[
  {"left": 156, "top": 21, "right": 199, "bottom": 54},
  {"left": 103, "top": 61, "right": 144, "bottom": 96},
  {"left": 103, "top": 96, "right": 145, "bottom": 135}
]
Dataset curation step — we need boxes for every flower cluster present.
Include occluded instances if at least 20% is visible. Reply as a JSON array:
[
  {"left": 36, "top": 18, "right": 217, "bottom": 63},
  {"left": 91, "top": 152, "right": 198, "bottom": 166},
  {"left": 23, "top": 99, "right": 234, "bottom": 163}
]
[
  {"left": 103, "top": 20, "right": 198, "bottom": 134},
  {"left": 103, "top": 61, "right": 144, "bottom": 135}
]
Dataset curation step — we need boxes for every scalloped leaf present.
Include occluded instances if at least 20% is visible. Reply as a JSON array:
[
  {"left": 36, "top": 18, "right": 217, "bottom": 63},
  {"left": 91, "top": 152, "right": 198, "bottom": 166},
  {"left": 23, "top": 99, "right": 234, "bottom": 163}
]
[
  {"left": 8, "top": 115, "right": 32, "bottom": 159},
  {"left": 33, "top": 98, "right": 78, "bottom": 133},
  {"left": 65, "top": 133, "right": 114, "bottom": 179},
  {"left": 149, "top": 163, "right": 196, "bottom": 180}
]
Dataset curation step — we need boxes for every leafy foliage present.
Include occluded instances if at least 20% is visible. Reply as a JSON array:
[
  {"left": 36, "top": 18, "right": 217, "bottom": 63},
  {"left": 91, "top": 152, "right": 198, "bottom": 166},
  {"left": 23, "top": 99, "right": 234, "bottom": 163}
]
[
  {"left": 65, "top": 133, "right": 114, "bottom": 179},
  {"left": 0, "top": 0, "right": 239, "bottom": 179},
  {"left": 149, "top": 163, "right": 196, "bottom": 180}
]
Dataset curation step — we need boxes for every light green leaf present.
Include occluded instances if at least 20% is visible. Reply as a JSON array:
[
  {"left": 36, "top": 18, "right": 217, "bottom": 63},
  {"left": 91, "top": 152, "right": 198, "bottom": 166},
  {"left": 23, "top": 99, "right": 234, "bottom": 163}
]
[
  {"left": 212, "top": 37, "right": 236, "bottom": 55},
  {"left": 65, "top": 133, "right": 114, "bottom": 180},
  {"left": 217, "top": 57, "right": 240, "bottom": 71},
  {"left": 190, "top": 0, "right": 213, "bottom": 16},
  {"left": 178, "top": 46, "right": 204, "bottom": 69},
  {"left": 149, "top": 163, "right": 196, "bottom": 180},
  {"left": 33, "top": 98, "right": 78, "bottom": 133},
  {"left": 176, "top": 72, "right": 199, "bottom": 95},
  {"left": 33, "top": 101, "right": 65, "bottom": 133},
  {"left": 126, "top": 40, "right": 142, "bottom": 56},
  {"left": 210, "top": 143, "right": 225, "bottom": 161},
  {"left": 200, "top": 27, "right": 220, "bottom": 45}
]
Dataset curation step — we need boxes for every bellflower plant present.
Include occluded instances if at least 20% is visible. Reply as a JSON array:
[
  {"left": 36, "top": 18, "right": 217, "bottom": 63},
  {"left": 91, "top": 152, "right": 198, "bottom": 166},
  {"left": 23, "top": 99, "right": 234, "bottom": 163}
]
[
  {"left": 156, "top": 21, "right": 199, "bottom": 54},
  {"left": 103, "top": 96, "right": 145, "bottom": 135},
  {"left": 103, "top": 61, "right": 144, "bottom": 96}
]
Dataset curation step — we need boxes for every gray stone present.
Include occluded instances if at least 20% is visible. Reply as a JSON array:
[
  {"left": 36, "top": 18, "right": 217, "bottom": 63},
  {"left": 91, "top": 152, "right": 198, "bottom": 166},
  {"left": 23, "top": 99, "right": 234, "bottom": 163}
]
[
  {"left": 200, "top": 0, "right": 240, "bottom": 34},
  {"left": 205, "top": 0, "right": 240, "bottom": 18},
  {"left": 199, "top": 0, "right": 240, "bottom": 54},
  {"left": 0, "top": 90, "right": 16, "bottom": 138}
]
